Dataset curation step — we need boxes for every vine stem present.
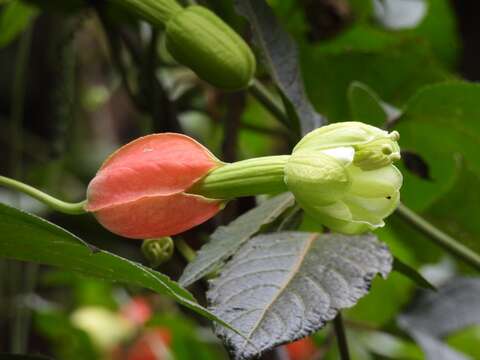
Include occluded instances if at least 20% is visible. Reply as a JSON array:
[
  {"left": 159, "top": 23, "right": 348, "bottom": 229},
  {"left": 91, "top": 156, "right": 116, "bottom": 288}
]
[
  {"left": 9, "top": 26, "right": 33, "bottom": 354},
  {"left": 396, "top": 203, "right": 480, "bottom": 272},
  {"left": 334, "top": 313, "right": 351, "bottom": 360},
  {"left": 176, "top": 238, "right": 196, "bottom": 263},
  {"left": 0, "top": 176, "right": 87, "bottom": 215},
  {"left": 248, "top": 79, "right": 291, "bottom": 131}
]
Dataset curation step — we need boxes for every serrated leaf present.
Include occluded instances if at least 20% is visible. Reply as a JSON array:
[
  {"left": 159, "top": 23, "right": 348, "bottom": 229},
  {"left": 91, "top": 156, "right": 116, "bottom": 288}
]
[
  {"left": 398, "top": 278, "right": 480, "bottom": 360},
  {"left": 207, "top": 232, "right": 392, "bottom": 359},
  {"left": 234, "top": 0, "right": 325, "bottom": 134},
  {"left": 180, "top": 193, "right": 295, "bottom": 287},
  {"left": 0, "top": 203, "right": 239, "bottom": 333}
]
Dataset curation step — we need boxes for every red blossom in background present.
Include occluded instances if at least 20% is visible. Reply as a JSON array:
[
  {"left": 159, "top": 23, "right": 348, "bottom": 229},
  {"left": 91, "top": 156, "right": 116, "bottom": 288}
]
[
  {"left": 120, "top": 297, "right": 153, "bottom": 326},
  {"left": 86, "top": 133, "right": 223, "bottom": 239},
  {"left": 284, "top": 337, "right": 317, "bottom": 360},
  {"left": 125, "top": 328, "right": 172, "bottom": 360}
]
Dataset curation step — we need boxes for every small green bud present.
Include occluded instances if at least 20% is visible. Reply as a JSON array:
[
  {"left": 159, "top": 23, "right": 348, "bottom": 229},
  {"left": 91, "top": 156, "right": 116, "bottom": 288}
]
[
  {"left": 111, "top": 0, "right": 183, "bottom": 25},
  {"left": 141, "top": 237, "right": 174, "bottom": 267},
  {"left": 165, "top": 6, "right": 256, "bottom": 90}
]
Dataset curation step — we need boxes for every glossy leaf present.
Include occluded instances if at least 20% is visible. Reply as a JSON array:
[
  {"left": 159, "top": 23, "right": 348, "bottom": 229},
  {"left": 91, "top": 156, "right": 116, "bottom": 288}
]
[
  {"left": 180, "top": 193, "right": 295, "bottom": 287},
  {"left": 0, "top": 203, "right": 239, "bottom": 333},
  {"left": 208, "top": 232, "right": 392, "bottom": 359}
]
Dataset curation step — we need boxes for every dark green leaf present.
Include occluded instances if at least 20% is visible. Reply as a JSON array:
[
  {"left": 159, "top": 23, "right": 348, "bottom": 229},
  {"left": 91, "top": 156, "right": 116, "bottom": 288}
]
[
  {"left": 234, "top": 0, "right": 325, "bottom": 134},
  {"left": 395, "top": 82, "right": 480, "bottom": 210},
  {"left": 0, "top": 203, "right": 238, "bottom": 333},
  {"left": 395, "top": 82, "right": 480, "bottom": 254},
  {"left": 393, "top": 257, "right": 436, "bottom": 290},
  {"left": 0, "top": 1, "right": 38, "bottom": 48},
  {"left": 347, "top": 81, "right": 399, "bottom": 127},
  {"left": 208, "top": 232, "right": 392, "bottom": 359},
  {"left": 302, "top": 38, "right": 451, "bottom": 122},
  {"left": 179, "top": 193, "right": 295, "bottom": 287}
]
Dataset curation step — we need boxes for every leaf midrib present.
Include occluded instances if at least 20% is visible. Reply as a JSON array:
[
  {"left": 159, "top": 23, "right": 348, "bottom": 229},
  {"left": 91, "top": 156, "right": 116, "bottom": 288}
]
[{"left": 240, "top": 232, "right": 319, "bottom": 348}]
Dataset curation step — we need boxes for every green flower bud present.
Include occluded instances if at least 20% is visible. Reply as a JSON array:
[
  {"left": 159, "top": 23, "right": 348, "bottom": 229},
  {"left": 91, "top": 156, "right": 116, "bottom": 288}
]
[
  {"left": 141, "top": 237, "right": 174, "bottom": 267},
  {"left": 285, "top": 122, "right": 402, "bottom": 234},
  {"left": 165, "top": 5, "right": 256, "bottom": 90},
  {"left": 111, "top": 0, "right": 183, "bottom": 25}
]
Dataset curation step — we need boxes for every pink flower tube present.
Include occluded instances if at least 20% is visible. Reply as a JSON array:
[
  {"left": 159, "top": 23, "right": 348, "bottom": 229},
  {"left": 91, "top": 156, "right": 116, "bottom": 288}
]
[{"left": 85, "top": 133, "right": 223, "bottom": 239}]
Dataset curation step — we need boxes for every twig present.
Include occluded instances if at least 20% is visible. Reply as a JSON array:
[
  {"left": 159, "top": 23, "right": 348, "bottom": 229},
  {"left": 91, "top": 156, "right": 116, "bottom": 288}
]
[
  {"left": 9, "top": 26, "right": 33, "bottom": 354},
  {"left": 176, "top": 238, "right": 196, "bottom": 263},
  {"left": 94, "top": 4, "right": 144, "bottom": 110},
  {"left": 248, "top": 79, "right": 291, "bottom": 130},
  {"left": 0, "top": 176, "right": 86, "bottom": 214},
  {"left": 333, "top": 313, "right": 350, "bottom": 360},
  {"left": 396, "top": 203, "right": 480, "bottom": 272}
]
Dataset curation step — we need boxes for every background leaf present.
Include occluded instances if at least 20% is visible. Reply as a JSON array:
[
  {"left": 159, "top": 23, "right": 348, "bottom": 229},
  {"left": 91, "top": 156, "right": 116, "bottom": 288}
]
[
  {"left": 395, "top": 82, "right": 480, "bottom": 254},
  {"left": 347, "top": 81, "right": 401, "bottom": 127},
  {"left": 0, "top": 203, "right": 238, "bottom": 332},
  {"left": 398, "top": 277, "right": 480, "bottom": 360},
  {"left": 302, "top": 38, "right": 451, "bottom": 122},
  {"left": 180, "top": 193, "right": 295, "bottom": 287},
  {"left": 234, "top": 0, "right": 325, "bottom": 134},
  {"left": 0, "top": 0, "right": 38, "bottom": 48},
  {"left": 207, "top": 232, "right": 392, "bottom": 359}
]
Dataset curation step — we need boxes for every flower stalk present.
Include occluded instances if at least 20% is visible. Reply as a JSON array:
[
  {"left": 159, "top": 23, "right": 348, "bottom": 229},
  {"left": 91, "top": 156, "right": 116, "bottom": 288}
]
[
  {"left": 189, "top": 156, "right": 289, "bottom": 199},
  {"left": 0, "top": 176, "right": 86, "bottom": 215}
]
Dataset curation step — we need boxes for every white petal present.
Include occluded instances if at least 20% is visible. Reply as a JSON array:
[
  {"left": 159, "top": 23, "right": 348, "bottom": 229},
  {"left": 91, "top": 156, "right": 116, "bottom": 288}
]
[
  {"left": 344, "top": 190, "right": 400, "bottom": 226},
  {"left": 320, "top": 146, "right": 355, "bottom": 166},
  {"left": 348, "top": 165, "right": 403, "bottom": 198}
]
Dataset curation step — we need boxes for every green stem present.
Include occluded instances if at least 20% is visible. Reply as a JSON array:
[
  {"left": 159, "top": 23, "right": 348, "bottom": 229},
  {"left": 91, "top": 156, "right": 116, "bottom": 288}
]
[
  {"left": 396, "top": 203, "right": 480, "bottom": 272},
  {"left": 249, "top": 79, "right": 291, "bottom": 131},
  {"left": 176, "top": 238, "right": 196, "bottom": 263},
  {"left": 189, "top": 155, "right": 289, "bottom": 199},
  {"left": 9, "top": 26, "right": 33, "bottom": 354},
  {"left": 0, "top": 176, "right": 86, "bottom": 215},
  {"left": 334, "top": 312, "right": 351, "bottom": 360},
  {"left": 111, "top": 0, "right": 183, "bottom": 25}
]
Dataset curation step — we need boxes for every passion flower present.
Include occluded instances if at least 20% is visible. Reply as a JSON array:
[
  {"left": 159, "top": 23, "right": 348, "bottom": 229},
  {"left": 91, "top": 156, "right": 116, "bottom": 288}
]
[{"left": 284, "top": 122, "right": 402, "bottom": 234}]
